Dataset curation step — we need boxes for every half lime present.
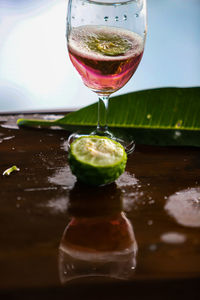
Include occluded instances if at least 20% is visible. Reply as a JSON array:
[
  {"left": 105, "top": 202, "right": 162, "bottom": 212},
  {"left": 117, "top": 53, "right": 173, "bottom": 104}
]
[{"left": 68, "top": 136, "right": 127, "bottom": 186}]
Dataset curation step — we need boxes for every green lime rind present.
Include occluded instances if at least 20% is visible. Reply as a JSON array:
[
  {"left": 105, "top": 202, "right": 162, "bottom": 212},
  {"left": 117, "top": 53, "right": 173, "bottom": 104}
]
[{"left": 68, "top": 136, "right": 127, "bottom": 186}]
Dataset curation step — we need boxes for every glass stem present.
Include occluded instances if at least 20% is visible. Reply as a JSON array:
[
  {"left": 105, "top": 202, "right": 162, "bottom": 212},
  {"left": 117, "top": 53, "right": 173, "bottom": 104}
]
[{"left": 96, "top": 95, "right": 110, "bottom": 135}]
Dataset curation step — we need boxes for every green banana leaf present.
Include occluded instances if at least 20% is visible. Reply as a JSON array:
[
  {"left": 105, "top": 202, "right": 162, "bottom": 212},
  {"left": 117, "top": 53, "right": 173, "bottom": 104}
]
[{"left": 17, "top": 87, "right": 200, "bottom": 147}]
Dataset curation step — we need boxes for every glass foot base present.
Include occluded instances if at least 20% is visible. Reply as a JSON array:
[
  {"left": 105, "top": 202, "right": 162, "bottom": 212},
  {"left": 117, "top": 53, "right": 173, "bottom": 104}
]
[{"left": 67, "top": 130, "right": 135, "bottom": 155}]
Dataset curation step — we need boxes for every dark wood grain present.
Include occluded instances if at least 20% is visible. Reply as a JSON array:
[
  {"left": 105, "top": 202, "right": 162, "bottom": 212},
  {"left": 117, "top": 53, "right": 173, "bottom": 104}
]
[{"left": 0, "top": 114, "right": 200, "bottom": 299}]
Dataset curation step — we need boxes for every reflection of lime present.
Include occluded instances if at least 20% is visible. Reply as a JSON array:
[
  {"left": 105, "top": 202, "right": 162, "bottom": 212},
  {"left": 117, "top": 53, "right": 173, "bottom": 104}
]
[{"left": 68, "top": 136, "right": 127, "bottom": 186}]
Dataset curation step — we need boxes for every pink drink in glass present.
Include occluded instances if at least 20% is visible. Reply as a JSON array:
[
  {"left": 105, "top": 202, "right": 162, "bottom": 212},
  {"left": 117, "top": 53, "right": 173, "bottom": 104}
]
[{"left": 68, "top": 25, "right": 144, "bottom": 94}]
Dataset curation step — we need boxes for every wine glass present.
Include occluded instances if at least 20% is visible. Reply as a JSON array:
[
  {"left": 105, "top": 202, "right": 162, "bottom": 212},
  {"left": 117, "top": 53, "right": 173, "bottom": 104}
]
[{"left": 66, "top": 0, "right": 147, "bottom": 153}]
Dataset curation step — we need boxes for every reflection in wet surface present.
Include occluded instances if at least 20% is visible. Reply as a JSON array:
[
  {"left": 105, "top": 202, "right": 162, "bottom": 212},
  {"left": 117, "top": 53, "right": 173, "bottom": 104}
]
[
  {"left": 165, "top": 187, "right": 200, "bottom": 227},
  {"left": 1, "top": 114, "right": 200, "bottom": 290},
  {"left": 59, "top": 183, "right": 137, "bottom": 283},
  {"left": 116, "top": 172, "right": 144, "bottom": 212},
  {"left": 40, "top": 197, "right": 69, "bottom": 214}
]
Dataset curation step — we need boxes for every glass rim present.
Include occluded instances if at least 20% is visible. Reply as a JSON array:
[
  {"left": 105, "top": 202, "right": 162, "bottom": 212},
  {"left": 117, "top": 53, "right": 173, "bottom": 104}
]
[{"left": 84, "top": 0, "right": 143, "bottom": 6}]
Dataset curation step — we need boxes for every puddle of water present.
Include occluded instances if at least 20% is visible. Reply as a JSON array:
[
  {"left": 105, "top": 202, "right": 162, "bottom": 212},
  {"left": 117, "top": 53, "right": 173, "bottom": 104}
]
[
  {"left": 0, "top": 116, "right": 9, "bottom": 122},
  {"left": 147, "top": 220, "right": 153, "bottom": 226},
  {"left": 165, "top": 187, "right": 200, "bottom": 227},
  {"left": 48, "top": 165, "right": 76, "bottom": 188},
  {"left": 1, "top": 124, "right": 19, "bottom": 130},
  {"left": 42, "top": 114, "right": 64, "bottom": 121},
  {"left": 160, "top": 232, "right": 186, "bottom": 244},
  {"left": 149, "top": 244, "right": 157, "bottom": 251},
  {"left": 116, "top": 172, "right": 138, "bottom": 188}
]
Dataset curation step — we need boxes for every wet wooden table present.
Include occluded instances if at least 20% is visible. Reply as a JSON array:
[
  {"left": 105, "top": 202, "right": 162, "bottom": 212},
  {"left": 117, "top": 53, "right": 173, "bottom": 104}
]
[{"left": 0, "top": 114, "right": 200, "bottom": 299}]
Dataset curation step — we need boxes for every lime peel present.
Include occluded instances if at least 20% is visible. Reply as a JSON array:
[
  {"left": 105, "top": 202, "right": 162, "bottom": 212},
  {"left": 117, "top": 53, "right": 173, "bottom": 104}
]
[
  {"left": 3, "top": 165, "right": 20, "bottom": 176},
  {"left": 68, "top": 136, "right": 127, "bottom": 186}
]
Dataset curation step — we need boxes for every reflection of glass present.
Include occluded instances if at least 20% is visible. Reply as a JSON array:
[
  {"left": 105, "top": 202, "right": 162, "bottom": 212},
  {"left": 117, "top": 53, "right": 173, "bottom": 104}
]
[
  {"left": 66, "top": 0, "right": 147, "bottom": 153},
  {"left": 58, "top": 183, "right": 137, "bottom": 283}
]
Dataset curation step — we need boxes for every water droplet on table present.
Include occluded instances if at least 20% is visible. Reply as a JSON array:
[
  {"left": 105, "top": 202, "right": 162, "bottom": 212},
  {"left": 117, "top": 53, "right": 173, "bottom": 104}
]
[
  {"left": 147, "top": 220, "right": 153, "bottom": 226},
  {"left": 165, "top": 187, "right": 200, "bottom": 227},
  {"left": 160, "top": 232, "right": 186, "bottom": 244},
  {"left": 149, "top": 244, "right": 157, "bottom": 251}
]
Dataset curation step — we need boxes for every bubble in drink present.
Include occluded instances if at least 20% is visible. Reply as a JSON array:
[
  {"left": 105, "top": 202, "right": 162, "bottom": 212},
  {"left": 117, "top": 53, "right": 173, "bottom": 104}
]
[
  {"left": 123, "top": 14, "right": 127, "bottom": 21},
  {"left": 68, "top": 25, "right": 144, "bottom": 93}
]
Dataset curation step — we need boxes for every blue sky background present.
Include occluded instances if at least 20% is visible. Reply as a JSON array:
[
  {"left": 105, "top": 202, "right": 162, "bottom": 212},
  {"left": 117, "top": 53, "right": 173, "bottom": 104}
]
[{"left": 0, "top": 0, "right": 199, "bottom": 112}]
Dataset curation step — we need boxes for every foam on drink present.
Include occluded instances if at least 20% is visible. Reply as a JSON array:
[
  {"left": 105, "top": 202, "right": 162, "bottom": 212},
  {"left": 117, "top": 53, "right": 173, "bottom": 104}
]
[{"left": 69, "top": 25, "right": 143, "bottom": 60}]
